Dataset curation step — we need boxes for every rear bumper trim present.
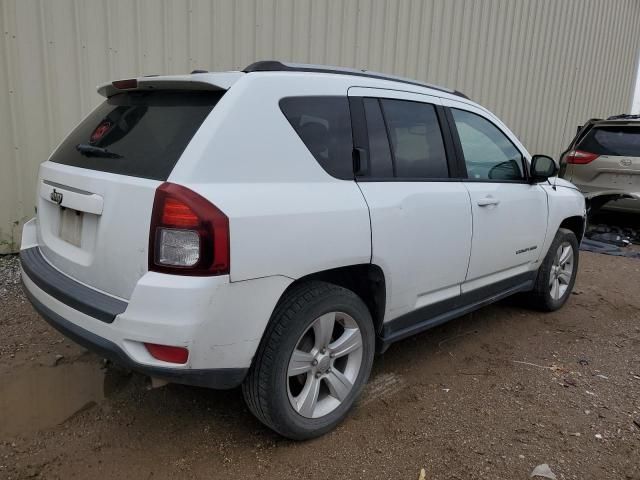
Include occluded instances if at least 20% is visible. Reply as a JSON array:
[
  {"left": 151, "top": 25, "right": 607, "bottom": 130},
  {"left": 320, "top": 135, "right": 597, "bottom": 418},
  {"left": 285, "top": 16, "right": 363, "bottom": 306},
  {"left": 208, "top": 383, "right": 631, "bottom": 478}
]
[
  {"left": 19, "top": 247, "right": 127, "bottom": 323},
  {"left": 22, "top": 284, "right": 248, "bottom": 389}
]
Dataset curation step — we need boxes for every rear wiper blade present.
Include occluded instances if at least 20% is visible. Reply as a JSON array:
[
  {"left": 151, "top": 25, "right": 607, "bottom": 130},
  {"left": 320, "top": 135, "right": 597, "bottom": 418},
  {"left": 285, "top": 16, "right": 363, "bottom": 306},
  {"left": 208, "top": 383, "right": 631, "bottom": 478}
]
[{"left": 76, "top": 144, "right": 122, "bottom": 159}]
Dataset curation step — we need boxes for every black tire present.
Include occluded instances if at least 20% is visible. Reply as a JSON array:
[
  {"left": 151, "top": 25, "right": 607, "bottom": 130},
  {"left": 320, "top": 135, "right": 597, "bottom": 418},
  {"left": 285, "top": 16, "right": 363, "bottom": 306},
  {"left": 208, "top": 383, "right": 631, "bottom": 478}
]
[
  {"left": 525, "top": 228, "right": 579, "bottom": 311},
  {"left": 242, "top": 281, "right": 375, "bottom": 440}
]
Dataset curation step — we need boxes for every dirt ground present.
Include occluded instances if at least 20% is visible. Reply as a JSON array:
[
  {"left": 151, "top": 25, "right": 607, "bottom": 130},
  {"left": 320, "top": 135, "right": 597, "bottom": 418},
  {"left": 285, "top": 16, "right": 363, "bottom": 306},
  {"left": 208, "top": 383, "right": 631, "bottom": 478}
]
[{"left": 1, "top": 249, "right": 639, "bottom": 480}]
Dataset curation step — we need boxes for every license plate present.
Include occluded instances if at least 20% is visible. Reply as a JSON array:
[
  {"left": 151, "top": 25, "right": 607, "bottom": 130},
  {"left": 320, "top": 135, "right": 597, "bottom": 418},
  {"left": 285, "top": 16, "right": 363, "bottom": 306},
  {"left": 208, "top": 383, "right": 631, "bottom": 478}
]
[
  {"left": 607, "top": 173, "right": 636, "bottom": 185},
  {"left": 59, "top": 208, "right": 83, "bottom": 247}
]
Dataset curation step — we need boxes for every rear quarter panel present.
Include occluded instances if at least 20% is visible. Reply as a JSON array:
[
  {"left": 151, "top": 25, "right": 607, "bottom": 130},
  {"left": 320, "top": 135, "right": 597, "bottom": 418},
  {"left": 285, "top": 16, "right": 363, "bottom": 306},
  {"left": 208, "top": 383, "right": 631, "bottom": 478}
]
[{"left": 169, "top": 74, "right": 372, "bottom": 282}]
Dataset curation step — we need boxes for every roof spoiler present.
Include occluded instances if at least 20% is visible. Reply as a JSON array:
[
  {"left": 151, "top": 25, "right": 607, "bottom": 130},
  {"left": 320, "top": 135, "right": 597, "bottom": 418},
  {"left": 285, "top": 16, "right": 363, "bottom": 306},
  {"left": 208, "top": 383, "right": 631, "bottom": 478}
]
[{"left": 97, "top": 72, "right": 243, "bottom": 98}]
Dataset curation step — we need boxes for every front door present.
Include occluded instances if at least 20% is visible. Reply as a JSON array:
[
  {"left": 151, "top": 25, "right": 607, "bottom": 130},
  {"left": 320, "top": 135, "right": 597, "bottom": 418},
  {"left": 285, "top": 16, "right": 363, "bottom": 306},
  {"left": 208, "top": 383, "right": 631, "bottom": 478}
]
[{"left": 444, "top": 101, "right": 548, "bottom": 291}]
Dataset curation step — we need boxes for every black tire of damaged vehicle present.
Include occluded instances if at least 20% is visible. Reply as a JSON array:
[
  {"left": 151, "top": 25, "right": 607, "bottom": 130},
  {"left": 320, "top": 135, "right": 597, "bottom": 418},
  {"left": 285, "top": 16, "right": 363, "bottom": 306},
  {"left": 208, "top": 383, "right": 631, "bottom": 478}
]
[
  {"left": 525, "top": 229, "right": 579, "bottom": 312},
  {"left": 242, "top": 281, "right": 375, "bottom": 440}
]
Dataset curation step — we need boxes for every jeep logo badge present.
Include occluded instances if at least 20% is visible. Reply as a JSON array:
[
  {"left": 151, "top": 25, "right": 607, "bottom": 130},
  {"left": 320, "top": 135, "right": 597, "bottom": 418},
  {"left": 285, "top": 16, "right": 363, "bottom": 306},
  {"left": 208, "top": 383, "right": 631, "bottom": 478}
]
[{"left": 50, "top": 189, "right": 63, "bottom": 205}]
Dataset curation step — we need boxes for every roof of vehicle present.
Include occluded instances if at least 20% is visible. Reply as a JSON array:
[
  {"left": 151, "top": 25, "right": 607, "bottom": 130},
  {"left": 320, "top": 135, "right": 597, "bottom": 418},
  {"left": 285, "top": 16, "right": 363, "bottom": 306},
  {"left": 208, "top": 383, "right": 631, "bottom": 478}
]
[
  {"left": 605, "top": 114, "right": 640, "bottom": 121},
  {"left": 592, "top": 120, "right": 640, "bottom": 127},
  {"left": 582, "top": 115, "right": 640, "bottom": 127},
  {"left": 98, "top": 60, "right": 470, "bottom": 102},
  {"left": 242, "top": 60, "right": 469, "bottom": 99}
]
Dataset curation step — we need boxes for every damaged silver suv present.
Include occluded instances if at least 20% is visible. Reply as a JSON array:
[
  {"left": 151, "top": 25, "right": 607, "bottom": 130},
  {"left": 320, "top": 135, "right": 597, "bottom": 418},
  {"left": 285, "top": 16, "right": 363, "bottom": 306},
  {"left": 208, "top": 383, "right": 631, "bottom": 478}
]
[{"left": 560, "top": 115, "right": 640, "bottom": 212}]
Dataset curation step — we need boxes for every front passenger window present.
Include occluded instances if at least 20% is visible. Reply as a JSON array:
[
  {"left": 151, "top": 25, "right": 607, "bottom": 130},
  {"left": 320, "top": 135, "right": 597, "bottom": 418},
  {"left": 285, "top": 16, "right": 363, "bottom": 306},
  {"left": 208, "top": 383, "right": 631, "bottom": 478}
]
[{"left": 451, "top": 109, "right": 524, "bottom": 181}]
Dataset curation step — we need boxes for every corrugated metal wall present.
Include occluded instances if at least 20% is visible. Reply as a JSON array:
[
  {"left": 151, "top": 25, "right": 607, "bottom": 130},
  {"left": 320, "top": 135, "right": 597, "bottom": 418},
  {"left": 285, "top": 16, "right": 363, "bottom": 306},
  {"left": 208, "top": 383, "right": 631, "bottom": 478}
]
[{"left": 1, "top": 0, "right": 639, "bottom": 253}]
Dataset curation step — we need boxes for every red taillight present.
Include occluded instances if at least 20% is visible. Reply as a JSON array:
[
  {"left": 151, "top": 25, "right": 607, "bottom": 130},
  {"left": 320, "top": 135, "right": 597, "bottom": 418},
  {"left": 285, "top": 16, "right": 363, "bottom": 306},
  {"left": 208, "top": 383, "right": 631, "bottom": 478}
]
[
  {"left": 149, "top": 182, "right": 230, "bottom": 276},
  {"left": 112, "top": 79, "right": 138, "bottom": 90},
  {"left": 162, "top": 198, "right": 199, "bottom": 227},
  {"left": 564, "top": 150, "right": 599, "bottom": 164},
  {"left": 144, "top": 343, "right": 189, "bottom": 364}
]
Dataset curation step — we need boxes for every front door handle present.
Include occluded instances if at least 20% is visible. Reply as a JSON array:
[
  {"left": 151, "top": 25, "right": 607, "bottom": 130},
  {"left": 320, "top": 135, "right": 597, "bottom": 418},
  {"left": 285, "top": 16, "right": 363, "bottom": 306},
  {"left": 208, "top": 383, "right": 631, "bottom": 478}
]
[{"left": 477, "top": 196, "right": 500, "bottom": 207}]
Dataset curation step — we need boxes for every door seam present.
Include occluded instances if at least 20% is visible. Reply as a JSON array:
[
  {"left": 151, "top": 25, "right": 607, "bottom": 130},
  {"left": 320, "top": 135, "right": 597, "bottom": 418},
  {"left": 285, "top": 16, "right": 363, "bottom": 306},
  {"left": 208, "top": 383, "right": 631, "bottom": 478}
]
[
  {"left": 462, "top": 182, "right": 474, "bottom": 282},
  {"left": 355, "top": 180, "right": 373, "bottom": 264}
]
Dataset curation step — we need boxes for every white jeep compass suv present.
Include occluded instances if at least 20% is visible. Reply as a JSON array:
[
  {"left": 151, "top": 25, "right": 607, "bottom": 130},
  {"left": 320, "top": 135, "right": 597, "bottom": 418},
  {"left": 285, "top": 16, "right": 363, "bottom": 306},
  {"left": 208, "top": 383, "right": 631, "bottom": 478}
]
[{"left": 20, "top": 61, "right": 586, "bottom": 439}]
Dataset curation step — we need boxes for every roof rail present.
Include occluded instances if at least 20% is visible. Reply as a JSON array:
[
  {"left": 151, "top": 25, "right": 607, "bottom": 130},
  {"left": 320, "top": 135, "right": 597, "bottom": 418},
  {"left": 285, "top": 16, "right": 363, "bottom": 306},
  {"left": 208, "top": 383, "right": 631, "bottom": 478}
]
[
  {"left": 243, "top": 60, "right": 469, "bottom": 99},
  {"left": 606, "top": 114, "right": 640, "bottom": 120}
]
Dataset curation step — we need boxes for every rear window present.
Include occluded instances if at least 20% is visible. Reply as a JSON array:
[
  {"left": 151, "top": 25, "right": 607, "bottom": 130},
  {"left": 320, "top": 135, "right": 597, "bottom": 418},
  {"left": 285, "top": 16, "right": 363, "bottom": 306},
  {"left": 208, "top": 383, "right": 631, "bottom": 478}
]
[
  {"left": 279, "top": 96, "right": 354, "bottom": 179},
  {"left": 50, "top": 91, "right": 222, "bottom": 180},
  {"left": 579, "top": 126, "right": 640, "bottom": 157}
]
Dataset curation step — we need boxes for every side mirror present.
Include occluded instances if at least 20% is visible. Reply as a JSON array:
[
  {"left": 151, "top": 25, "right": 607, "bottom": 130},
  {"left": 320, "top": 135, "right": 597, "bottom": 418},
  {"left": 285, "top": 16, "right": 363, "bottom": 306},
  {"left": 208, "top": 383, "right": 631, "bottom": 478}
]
[{"left": 530, "top": 155, "right": 558, "bottom": 183}]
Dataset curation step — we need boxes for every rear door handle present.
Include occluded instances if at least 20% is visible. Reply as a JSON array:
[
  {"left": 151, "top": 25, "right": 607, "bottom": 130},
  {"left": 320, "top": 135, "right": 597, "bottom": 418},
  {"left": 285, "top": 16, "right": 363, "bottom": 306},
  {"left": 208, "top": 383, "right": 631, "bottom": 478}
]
[
  {"left": 352, "top": 147, "right": 368, "bottom": 176},
  {"left": 477, "top": 196, "right": 500, "bottom": 207}
]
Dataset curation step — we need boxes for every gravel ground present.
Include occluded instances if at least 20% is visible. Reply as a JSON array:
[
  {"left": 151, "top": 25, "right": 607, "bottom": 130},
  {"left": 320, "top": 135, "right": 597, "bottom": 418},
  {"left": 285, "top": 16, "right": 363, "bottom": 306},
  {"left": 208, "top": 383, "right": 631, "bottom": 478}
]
[
  {"left": 1, "top": 251, "right": 639, "bottom": 479},
  {"left": 0, "top": 254, "right": 20, "bottom": 299}
]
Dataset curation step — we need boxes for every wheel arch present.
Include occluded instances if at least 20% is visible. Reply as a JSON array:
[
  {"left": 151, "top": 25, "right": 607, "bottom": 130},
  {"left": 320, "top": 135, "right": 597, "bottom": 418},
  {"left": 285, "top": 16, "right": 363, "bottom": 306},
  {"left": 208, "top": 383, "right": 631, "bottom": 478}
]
[
  {"left": 274, "top": 264, "right": 387, "bottom": 336},
  {"left": 559, "top": 215, "right": 586, "bottom": 243}
]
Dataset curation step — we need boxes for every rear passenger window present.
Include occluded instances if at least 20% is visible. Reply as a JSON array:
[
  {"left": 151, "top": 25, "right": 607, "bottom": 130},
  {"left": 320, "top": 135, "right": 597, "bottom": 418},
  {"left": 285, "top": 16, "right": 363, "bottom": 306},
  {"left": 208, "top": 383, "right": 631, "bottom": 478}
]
[
  {"left": 451, "top": 108, "right": 524, "bottom": 181},
  {"left": 280, "top": 96, "right": 354, "bottom": 179},
  {"left": 379, "top": 99, "right": 449, "bottom": 179}
]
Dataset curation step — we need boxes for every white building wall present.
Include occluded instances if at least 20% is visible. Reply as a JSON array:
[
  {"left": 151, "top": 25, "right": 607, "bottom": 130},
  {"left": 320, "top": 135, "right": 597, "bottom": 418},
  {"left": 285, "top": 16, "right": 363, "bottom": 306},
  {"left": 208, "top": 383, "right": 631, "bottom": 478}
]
[
  {"left": 1, "top": 0, "right": 639, "bottom": 252},
  {"left": 632, "top": 52, "right": 640, "bottom": 114}
]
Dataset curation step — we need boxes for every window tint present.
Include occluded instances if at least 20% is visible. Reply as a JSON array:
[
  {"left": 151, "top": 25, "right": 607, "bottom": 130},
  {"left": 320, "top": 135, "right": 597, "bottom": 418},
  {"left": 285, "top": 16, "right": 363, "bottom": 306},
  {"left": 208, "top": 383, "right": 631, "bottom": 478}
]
[
  {"left": 50, "top": 91, "right": 222, "bottom": 180},
  {"left": 363, "top": 98, "right": 394, "bottom": 177},
  {"left": 579, "top": 126, "right": 640, "bottom": 156},
  {"left": 451, "top": 108, "right": 524, "bottom": 181},
  {"left": 280, "top": 96, "right": 354, "bottom": 179},
  {"left": 379, "top": 99, "right": 448, "bottom": 178}
]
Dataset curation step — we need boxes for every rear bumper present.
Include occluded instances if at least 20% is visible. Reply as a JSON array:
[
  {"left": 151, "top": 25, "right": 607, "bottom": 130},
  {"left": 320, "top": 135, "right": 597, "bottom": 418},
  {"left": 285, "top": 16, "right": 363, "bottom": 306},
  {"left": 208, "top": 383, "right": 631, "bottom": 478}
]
[
  {"left": 20, "top": 247, "right": 127, "bottom": 323},
  {"left": 574, "top": 184, "right": 640, "bottom": 213},
  {"left": 600, "top": 198, "right": 640, "bottom": 213},
  {"left": 20, "top": 218, "right": 292, "bottom": 388},
  {"left": 22, "top": 284, "right": 247, "bottom": 389}
]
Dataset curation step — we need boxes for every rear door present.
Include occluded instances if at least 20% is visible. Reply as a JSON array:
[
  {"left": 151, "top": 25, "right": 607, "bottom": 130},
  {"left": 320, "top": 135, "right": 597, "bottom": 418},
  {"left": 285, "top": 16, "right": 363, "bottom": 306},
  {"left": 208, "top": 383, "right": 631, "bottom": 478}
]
[
  {"left": 36, "top": 90, "right": 223, "bottom": 300},
  {"left": 348, "top": 87, "right": 472, "bottom": 322},
  {"left": 442, "top": 100, "right": 548, "bottom": 291}
]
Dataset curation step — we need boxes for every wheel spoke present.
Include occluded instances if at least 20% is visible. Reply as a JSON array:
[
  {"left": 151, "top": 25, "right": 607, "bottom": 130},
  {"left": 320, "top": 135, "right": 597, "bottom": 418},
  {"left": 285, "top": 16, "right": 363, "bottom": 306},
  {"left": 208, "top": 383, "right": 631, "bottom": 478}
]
[
  {"left": 324, "top": 369, "right": 353, "bottom": 402},
  {"left": 554, "top": 248, "right": 562, "bottom": 266},
  {"left": 313, "top": 312, "right": 336, "bottom": 350},
  {"left": 287, "top": 311, "right": 365, "bottom": 419},
  {"left": 551, "top": 278, "right": 560, "bottom": 299},
  {"left": 559, "top": 246, "right": 572, "bottom": 266},
  {"left": 295, "top": 375, "right": 321, "bottom": 417},
  {"left": 329, "top": 328, "right": 362, "bottom": 359},
  {"left": 288, "top": 349, "right": 314, "bottom": 377},
  {"left": 549, "top": 271, "right": 556, "bottom": 287},
  {"left": 558, "top": 270, "right": 571, "bottom": 284}
]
